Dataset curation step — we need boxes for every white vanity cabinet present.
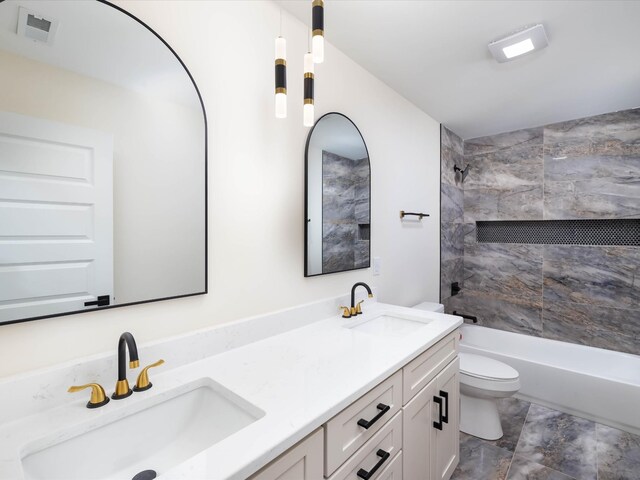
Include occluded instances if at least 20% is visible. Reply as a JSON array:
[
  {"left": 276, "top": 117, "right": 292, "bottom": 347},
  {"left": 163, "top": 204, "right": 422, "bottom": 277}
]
[
  {"left": 249, "top": 428, "right": 324, "bottom": 480},
  {"left": 403, "top": 357, "right": 460, "bottom": 480},
  {"left": 249, "top": 328, "right": 460, "bottom": 480},
  {"left": 324, "top": 371, "right": 403, "bottom": 474}
]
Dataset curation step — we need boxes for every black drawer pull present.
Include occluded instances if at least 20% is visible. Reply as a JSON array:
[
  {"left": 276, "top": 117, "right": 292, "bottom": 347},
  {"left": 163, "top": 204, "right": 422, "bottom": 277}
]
[
  {"left": 84, "top": 295, "right": 110, "bottom": 307},
  {"left": 357, "top": 403, "right": 390, "bottom": 429},
  {"left": 357, "top": 449, "right": 391, "bottom": 480},
  {"left": 440, "top": 390, "right": 449, "bottom": 424},
  {"left": 433, "top": 395, "right": 443, "bottom": 430}
]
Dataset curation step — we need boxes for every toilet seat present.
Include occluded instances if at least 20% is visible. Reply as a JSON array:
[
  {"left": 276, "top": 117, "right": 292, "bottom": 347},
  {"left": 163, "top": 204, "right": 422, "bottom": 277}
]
[
  {"left": 459, "top": 353, "right": 521, "bottom": 395},
  {"left": 459, "top": 352, "right": 518, "bottom": 381}
]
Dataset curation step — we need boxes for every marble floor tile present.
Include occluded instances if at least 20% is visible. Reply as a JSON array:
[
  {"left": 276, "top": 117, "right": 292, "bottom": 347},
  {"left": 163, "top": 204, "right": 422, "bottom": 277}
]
[
  {"left": 487, "top": 398, "right": 531, "bottom": 453},
  {"left": 452, "top": 400, "right": 639, "bottom": 480},
  {"left": 506, "top": 455, "right": 576, "bottom": 480},
  {"left": 451, "top": 433, "right": 512, "bottom": 480},
  {"left": 514, "top": 404, "right": 597, "bottom": 479},
  {"left": 596, "top": 424, "right": 640, "bottom": 480}
]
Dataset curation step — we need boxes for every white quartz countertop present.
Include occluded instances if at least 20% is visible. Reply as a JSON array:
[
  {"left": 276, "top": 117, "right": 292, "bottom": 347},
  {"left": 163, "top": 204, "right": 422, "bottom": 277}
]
[{"left": 0, "top": 302, "right": 461, "bottom": 480}]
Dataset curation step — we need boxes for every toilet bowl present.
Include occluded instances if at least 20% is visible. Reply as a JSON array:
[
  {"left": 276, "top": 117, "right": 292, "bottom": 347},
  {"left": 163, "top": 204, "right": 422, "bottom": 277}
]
[
  {"left": 458, "top": 352, "right": 520, "bottom": 440},
  {"left": 412, "top": 302, "right": 521, "bottom": 440}
]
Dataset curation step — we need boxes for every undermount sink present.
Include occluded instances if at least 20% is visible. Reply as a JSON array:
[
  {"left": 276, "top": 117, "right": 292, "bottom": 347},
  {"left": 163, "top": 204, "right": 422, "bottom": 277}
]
[
  {"left": 21, "top": 379, "right": 264, "bottom": 480},
  {"left": 345, "top": 312, "right": 433, "bottom": 336}
]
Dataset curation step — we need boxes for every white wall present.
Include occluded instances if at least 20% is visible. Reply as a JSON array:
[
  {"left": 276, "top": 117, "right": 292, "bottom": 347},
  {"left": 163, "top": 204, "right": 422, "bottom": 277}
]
[{"left": 0, "top": 0, "right": 440, "bottom": 378}]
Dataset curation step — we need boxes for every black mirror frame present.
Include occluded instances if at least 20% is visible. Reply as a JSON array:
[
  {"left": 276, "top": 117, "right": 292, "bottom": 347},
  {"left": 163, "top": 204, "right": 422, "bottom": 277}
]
[
  {"left": 0, "top": 0, "right": 208, "bottom": 326},
  {"left": 304, "top": 112, "right": 371, "bottom": 277}
]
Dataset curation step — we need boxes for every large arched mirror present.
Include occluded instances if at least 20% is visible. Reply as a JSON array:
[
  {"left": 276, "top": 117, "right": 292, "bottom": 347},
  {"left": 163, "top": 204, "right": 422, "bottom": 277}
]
[
  {"left": 305, "top": 113, "right": 370, "bottom": 276},
  {"left": 0, "top": 0, "right": 207, "bottom": 325}
]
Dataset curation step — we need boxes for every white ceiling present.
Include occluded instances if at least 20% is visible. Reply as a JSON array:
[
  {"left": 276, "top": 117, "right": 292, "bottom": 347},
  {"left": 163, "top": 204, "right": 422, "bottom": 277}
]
[
  {"left": 0, "top": 0, "right": 200, "bottom": 110},
  {"left": 278, "top": 0, "right": 640, "bottom": 139}
]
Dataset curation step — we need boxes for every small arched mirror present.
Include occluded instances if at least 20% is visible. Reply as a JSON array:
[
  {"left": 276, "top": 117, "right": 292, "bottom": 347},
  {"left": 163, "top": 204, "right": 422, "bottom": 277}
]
[{"left": 305, "top": 113, "right": 370, "bottom": 276}]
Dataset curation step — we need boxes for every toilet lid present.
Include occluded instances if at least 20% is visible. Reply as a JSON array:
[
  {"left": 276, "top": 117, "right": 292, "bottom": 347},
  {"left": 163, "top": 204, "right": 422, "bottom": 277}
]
[{"left": 459, "top": 352, "right": 519, "bottom": 381}]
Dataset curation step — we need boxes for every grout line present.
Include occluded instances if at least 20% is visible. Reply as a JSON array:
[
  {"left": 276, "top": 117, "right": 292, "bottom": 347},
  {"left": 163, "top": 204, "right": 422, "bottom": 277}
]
[
  {"left": 595, "top": 422, "right": 599, "bottom": 480},
  {"left": 541, "top": 129, "right": 546, "bottom": 342},
  {"left": 505, "top": 401, "right": 533, "bottom": 479},
  {"left": 504, "top": 453, "right": 515, "bottom": 479}
]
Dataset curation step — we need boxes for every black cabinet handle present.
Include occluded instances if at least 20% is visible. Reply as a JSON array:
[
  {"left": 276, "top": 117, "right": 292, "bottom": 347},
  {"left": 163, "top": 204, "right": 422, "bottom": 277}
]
[
  {"left": 357, "top": 403, "right": 390, "bottom": 429},
  {"left": 84, "top": 295, "right": 110, "bottom": 307},
  {"left": 357, "top": 449, "right": 391, "bottom": 480},
  {"left": 433, "top": 396, "right": 443, "bottom": 430},
  {"left": 440, "top": 390, "right": 449, "bottom": 424}
]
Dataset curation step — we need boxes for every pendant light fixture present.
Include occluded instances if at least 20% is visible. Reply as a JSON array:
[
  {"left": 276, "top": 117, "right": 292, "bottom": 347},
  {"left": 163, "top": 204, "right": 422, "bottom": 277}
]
[
  {"left": 311, "top": 0, "right": 324, "bottom": 63},
  {"left": 303, "top": 49, "right": 314, "bottom": 127},
  {"left": 274, "top": 11, "right": 287, "bottom": 118}
]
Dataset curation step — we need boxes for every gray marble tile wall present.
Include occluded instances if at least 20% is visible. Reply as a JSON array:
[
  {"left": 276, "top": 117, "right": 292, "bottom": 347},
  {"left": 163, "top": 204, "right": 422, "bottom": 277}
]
[
  {"left": 322, "top": 151, "right": 370, "bottom": 273},
  {"left": 440, "top": 108, "right": 640, "bottom": 354},
  {"left": 441, "top": 126, "right": 465, "bottom": 304},
  {"left": 544, "top": 109, "right": 640, "bottom": 220}
]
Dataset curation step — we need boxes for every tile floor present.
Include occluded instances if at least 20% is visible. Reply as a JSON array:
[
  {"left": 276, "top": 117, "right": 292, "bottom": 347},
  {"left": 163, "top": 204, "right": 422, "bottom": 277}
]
[{"left": 450, "top": 398, "right": 640, "bottom": 480}]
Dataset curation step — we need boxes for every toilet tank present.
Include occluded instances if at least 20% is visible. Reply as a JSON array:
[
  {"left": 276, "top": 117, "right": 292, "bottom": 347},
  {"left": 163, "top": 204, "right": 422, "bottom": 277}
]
[{"left": 412, "top": 301, "right": 445, "bottom": 313}]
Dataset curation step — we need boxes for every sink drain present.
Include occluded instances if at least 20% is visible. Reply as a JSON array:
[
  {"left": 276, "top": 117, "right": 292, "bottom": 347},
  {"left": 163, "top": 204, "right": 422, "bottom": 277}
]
[{"left": 132, "top": 470, "right": 157, "bottom": 480}]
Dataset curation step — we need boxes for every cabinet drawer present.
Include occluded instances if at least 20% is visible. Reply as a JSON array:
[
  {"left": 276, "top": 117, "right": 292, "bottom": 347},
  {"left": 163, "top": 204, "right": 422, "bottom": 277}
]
[
  {"left": 325, "top": 371, "right": 402, "bottom": 476},
  {"left": 377, "top": 451, "right": 403, "bottom": 480},
  {"left": 327, "top": 411, "right": 403, "bottom": 480},
  {"left": 249, "top": 428, "right": 324, "bottom": 480},
  {"left": 403, "top": 330, "right": 459, "bottom": 404}
]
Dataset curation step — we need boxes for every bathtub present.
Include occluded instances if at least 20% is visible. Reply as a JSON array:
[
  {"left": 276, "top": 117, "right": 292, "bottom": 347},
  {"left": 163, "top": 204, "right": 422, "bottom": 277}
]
[{"left": 459, "top": 324, "right": 640, "bottom": 436}]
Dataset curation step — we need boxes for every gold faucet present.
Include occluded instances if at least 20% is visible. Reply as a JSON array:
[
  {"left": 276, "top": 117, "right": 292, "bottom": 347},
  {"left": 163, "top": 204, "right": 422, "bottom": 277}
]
[
  {"left": 68, "top": 383, "right": 110, "bottom": 409},
  {"left": 339, "top": 306, "right": 352, "bottom": 318},
  {"left": 133, "top": 359, "right": 165, "bottom": 392}
]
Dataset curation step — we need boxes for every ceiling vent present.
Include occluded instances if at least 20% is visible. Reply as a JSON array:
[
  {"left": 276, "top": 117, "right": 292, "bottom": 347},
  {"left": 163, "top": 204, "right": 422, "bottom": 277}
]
[
  {"left": 17, "top": 7, "right": 59, "bottom": 45},
  {"left": 488, "top": 24, "right": 548, "bottom": 63}
]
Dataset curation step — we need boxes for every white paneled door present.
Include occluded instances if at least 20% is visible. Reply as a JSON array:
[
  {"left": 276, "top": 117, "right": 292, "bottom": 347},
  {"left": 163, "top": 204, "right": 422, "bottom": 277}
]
[{"left": 0, "top": 111, "right": 113, "bottom": 323}]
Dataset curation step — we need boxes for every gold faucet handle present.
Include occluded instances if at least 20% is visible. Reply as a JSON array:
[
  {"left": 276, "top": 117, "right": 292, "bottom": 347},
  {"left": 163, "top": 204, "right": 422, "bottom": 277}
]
[
  {"left": 68, "top": 383, "right": 110, "bottom": 409},
  {"left": 355, "top": 300, "right": 365, "bottom": 314},
  {"left": 134, "top": 359, "right": 165, "bottom": 392},
  {"left": 339, "top": 306, "right": 352, "bottom": 318}
]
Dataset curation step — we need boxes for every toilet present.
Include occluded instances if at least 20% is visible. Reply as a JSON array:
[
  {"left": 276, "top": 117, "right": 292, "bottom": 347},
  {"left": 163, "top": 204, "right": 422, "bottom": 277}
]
[{"left": 413, "top": 302, "right": 521, "bottom": 440}]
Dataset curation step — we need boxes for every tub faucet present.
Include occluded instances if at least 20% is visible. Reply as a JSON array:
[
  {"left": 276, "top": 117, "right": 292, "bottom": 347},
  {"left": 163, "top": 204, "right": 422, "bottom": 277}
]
[
  {"left": 350, "top": 282, "right": 373, "bottom": 316},
  {"left": 112, "top": 332, "right": 139, "bottom": 400}
]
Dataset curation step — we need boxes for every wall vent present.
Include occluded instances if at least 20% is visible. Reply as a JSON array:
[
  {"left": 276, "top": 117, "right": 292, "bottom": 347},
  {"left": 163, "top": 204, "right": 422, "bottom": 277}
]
[
  {"left": 17, "top": 7, "right": 59, "bottom": 45},
  {"left": 476, "top": 219, "right": 640, "bottom": 246}
]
